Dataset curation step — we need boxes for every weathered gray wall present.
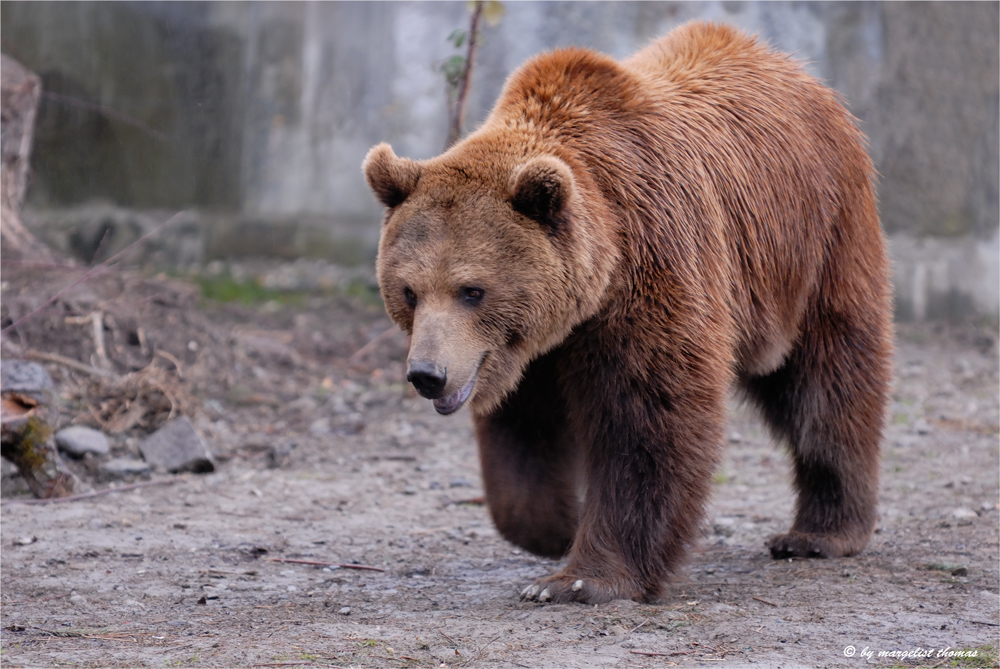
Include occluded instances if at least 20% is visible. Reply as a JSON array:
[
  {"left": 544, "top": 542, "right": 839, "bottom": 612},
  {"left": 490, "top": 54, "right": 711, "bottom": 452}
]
[{"left": 2, "top": 1, "right": 997, "bottom": 319}]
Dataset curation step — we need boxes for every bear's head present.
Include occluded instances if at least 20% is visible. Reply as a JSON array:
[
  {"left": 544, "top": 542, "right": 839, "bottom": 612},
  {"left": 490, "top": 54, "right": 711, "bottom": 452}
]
[{"left": 363, "top": 140, "right": 618, "bottom": 416}]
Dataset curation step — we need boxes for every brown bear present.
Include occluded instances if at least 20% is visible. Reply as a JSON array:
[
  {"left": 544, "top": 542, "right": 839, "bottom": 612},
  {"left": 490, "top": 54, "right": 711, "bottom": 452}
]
[{"left": 363, "top": 21, "right": 892, "bottom": 604}]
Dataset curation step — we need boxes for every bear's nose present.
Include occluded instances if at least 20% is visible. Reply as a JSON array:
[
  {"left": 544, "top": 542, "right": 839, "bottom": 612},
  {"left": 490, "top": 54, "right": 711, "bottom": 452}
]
[{"left": 407, "top": 361, "right": 447, "bottom": 399}]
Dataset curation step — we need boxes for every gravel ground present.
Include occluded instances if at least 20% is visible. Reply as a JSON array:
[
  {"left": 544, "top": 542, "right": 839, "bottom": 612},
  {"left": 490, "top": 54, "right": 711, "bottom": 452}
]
[{"left": 1, "top": 265, "right": 997, "bottom": 668}]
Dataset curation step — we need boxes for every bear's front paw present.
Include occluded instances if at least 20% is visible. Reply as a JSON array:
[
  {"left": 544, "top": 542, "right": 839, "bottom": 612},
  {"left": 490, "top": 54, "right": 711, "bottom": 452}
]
[
  {"left": 519, "top": 574, "right": 642, "bottom": 605},
  {"left": 767, "top": 531, "right": 859, "bottom": 559}
]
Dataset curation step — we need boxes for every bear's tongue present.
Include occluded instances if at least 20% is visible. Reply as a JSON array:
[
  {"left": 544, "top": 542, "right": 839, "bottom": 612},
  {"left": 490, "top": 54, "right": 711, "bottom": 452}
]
[{"left": 433, "top": 374, "right": 476, "bottom": 415}]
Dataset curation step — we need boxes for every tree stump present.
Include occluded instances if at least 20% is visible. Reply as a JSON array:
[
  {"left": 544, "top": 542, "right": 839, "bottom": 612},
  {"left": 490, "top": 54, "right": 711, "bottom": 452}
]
[
  {"left": 1, "top": 53, "right": 59, "bottom": 263},
  {"left": 1, "top": 360, "right": 82, "bottom": 498}
]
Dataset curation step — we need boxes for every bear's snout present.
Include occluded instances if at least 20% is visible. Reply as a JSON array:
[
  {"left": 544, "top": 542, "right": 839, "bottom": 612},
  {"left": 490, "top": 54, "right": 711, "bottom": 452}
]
[{"left": 407, "top": 360, "right": 447, "bottom": 399}]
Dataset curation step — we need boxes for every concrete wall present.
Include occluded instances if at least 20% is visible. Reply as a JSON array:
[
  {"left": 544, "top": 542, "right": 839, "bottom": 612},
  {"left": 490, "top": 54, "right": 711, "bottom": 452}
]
[{"left": 2, "top": 1, "right": 997, "bottom": 319}]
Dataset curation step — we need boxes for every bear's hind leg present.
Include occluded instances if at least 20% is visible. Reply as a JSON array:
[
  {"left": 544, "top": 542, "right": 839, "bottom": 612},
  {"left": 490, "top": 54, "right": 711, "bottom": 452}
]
[
  {"left": 474, "top": 349, "right": 580, "bottom": 559},
  {"left": 743, "top": 306, "right": 891, "bottom": 559}
]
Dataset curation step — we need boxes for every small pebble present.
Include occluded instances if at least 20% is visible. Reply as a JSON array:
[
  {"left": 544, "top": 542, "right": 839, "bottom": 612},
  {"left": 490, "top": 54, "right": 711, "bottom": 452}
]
[
  {"left": 952, "top": 508, "right": 978, "bottom": 520},
  {"left": 55, "top": 426, "right": 110, "bottom": 458},
  {"left": 449, "top": 478, "right": 472, "bottom": 488},
  {"left": 98, "top": 458, "right": 151, "bottom": 481},
  {"left": 339, "top": 606, "right": 351, "bottom": 615},
  {"left": 309, "top": 419, "right": 331, "bottom": 436}
]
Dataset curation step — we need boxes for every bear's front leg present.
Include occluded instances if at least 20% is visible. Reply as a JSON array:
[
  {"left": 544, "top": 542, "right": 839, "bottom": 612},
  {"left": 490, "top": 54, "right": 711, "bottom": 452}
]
[
  {"left": 475, "top": 349, "right": 581, "bottom": 559},
  {"left": 519, "top": 345, "right": 729, "bottom": 604}
]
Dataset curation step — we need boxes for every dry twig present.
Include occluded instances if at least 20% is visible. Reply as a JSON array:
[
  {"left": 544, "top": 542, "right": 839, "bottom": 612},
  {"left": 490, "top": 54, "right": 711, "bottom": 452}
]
[
  {"left": 629, "top": 649, "right": 683, "bottom": 658},
  {"left": 9, "top": 345, "right": 117, "bottom": 379},
  {"left": 3, "top": 476, "right": 186, "bottom": 505},
  {"left": 348, "top": 326, "right": 399, "bottom": 364},
  {"left": 266, "top": 558, "right": 385, "bottom": 572},
  {"left": 628, "top": 618, "right": 651, "bottom": 634}
]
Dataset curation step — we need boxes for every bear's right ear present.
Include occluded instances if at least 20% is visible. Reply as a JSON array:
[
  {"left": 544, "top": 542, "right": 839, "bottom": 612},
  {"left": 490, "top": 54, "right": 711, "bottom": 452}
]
[
  {"left": 362, "top": 143, "right": 422, "bottom": 209},
  {"left": 510, "top": 156, "right": 575, "bottom": 232}
]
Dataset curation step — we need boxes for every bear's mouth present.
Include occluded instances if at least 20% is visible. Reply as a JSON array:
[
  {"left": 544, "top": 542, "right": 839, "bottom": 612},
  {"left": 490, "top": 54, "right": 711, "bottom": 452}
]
[{"left": 433, "top": 355, "right": 485, "bottom": 415}]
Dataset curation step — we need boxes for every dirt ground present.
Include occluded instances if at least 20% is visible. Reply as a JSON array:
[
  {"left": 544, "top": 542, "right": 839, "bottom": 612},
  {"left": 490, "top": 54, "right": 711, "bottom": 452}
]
[{"left": 1, "top": 263, "right": 998, "bottom": 668}]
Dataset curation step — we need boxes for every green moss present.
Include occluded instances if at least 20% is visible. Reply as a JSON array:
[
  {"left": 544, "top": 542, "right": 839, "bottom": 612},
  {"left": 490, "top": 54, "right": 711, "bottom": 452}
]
[{"left": 6, "top": 416, "right": 54, "bottom": 471}]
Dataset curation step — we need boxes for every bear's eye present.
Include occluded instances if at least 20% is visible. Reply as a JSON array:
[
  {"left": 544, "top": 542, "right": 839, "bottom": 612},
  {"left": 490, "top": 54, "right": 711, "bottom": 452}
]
[
  {"left": 403, "top": 286, "right": 418, "bottom": 308},
  {"left": 459, "top": 286, "right": 485, "bottom": 305}
]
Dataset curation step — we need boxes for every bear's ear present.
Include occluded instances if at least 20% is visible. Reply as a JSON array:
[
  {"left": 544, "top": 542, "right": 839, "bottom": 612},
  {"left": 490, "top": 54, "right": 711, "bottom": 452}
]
[
  {"left": 362, "top": 143, "right": 422, "bottom": 209},
  {"left": 509, "top": 156, "right": 574, "bottom": 231}
]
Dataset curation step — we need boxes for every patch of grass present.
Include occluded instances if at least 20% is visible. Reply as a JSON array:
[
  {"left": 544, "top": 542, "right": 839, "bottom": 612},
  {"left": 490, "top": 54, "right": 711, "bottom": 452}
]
[
  {"left": 193, "top": 272, "right": 383, "bottom": 309},
  {"left": 342, "top": 278, "right": 384, "bottom": 308},
  {"left": 925, "top": 562, "right": 966, "bottom": 572},
  {"left": 195, "top": 275, "right": 304, "bottom": 306},
  {"left": 164, "top": 652, "right": 199, "bottom": 666},
  {"left": 944, "top": 645, "right": 997, "bottom": 668}
]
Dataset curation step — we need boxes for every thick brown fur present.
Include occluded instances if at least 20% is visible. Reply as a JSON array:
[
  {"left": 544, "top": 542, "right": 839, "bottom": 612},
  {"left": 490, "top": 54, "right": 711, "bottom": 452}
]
[{"left": 363, "top": 22, "right": 893, "bottom": 604}]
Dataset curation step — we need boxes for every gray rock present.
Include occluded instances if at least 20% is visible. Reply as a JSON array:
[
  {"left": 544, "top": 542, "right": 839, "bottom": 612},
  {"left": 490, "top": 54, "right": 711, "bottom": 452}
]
[
  {"left": 139, "top": 417, "right": 214, "bottom": 473},
  {"left": 1, "top": 359, "right": 53, "bottom": 404},
  {"left": 308, "top": 418, "right": 331, "bottom": 436},
  {"left": 55, "top": 426, "right": 110, "bottom": 458},
  {"left": 99, "top": 458, "right": 151, "bottom": 481}
]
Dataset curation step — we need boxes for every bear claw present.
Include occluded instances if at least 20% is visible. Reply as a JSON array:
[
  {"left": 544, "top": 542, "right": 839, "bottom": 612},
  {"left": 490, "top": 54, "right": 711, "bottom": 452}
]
[
  {"left": 571, "top": 579, "right": 584, "bottom": 592},
  {"left": 767, "top": 531, "right": 858, "bottom": 559},
  {"left": 538, "top": 588, "right": 551, "bottom": 602}
]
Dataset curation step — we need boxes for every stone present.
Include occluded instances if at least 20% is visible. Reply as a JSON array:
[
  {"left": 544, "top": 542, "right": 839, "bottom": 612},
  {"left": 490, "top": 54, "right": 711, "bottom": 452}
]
[
  {"left": 55, "top": 426, "right": 110, "bottom": 458},
  {"left": 99, "top": 458, "right": 151, "bottom": 481},
  {"left": 139, "top": 417, "right": 214, "bottom": 473},
  {"left": 308, "top": 418, "right": 331, "bottom": 436},
  {"left": 1, "top": 360, "right": 53, "bottom": 404}
]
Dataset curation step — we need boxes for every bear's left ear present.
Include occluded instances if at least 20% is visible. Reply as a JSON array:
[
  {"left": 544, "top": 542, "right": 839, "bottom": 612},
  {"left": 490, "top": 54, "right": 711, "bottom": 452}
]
[
  {"left": 509, "top": 156, "right": 575, "bottom": 232},
  {"left": 362, "top": 143, "right": 423, "bottom": 209}
]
